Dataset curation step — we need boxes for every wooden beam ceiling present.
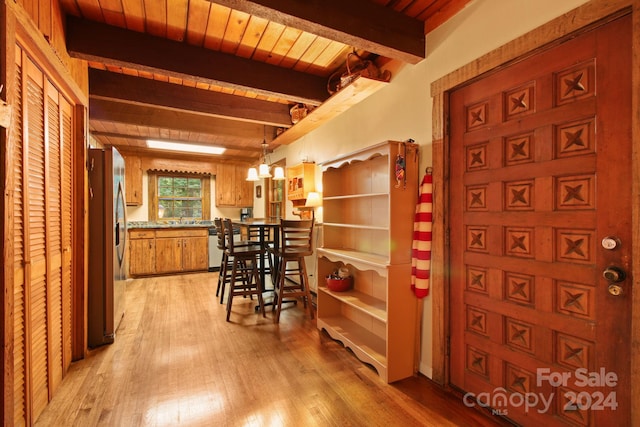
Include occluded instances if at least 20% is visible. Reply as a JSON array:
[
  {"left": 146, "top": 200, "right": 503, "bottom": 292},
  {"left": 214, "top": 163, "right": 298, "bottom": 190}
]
[
  {"left": 89, "top": 131, "right": 265, "bottom": 153},
  {"left": 61, "top": 0, "right": 464, "bottom": 160},
  {"left": 88, "top": 69, "right": 293, "bottom": 127},
  {"left": 66, "top": 15, "right": 330, "bottom": 106},
  {"left": 89, "top": 98, "right": 276, "bottom": 142},
  {"left": 209, "top": 0, "right": 426, "bottom": 64}
]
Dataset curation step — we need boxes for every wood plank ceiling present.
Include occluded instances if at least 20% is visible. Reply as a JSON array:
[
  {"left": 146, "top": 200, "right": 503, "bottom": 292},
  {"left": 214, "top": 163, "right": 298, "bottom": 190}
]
[{"left": 58, "top": 0, "right": 470, "bottom": 161}]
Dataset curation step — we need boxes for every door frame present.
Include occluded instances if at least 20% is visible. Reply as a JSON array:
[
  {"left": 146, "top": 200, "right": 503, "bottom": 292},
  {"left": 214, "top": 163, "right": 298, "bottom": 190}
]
[{"left": 429, "top": 0, "right": 639, "bottom": 424}]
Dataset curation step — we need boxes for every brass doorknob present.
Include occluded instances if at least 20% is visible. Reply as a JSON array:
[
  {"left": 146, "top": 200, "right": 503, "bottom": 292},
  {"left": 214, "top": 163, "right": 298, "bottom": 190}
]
[{"left": 603, "top": 266, "right": 626, "bottom": 283}]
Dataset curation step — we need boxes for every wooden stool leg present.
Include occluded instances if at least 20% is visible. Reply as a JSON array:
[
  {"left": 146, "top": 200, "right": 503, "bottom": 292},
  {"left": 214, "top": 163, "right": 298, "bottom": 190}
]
[
  {"left": 215, "top": 254, "right": 223, "bottom": 297},
  {"left": 218, "top": 253, "right": 229, "bottom": 304},
  {"left": 298, "top": 259, "right": 307, "bottom": 309},
  {"left": 274, "top": 260, "right": 285, "bottom": 323},
  {"left": 252, "top": 261, "right": 266, "bottom": 318},
  {"left": 302, "top": 260, "right": 314, "bottom": 319},
  {"left": 226, "top": 261, "right": 238, "bottom": 322}
]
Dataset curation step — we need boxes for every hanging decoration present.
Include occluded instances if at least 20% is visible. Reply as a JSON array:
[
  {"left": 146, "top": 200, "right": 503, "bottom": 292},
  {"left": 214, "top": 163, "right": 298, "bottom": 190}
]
[
  {"left": 411, "top": 168, "right": 433, "bottom": 298},
  {"left": 395, "top": 141, "right": 407, "bottom": 188}
]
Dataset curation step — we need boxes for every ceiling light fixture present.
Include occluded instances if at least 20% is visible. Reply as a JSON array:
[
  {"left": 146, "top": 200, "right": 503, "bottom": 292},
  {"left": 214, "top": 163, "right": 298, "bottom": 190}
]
[
  {"left": 147, "top": 139, "right": 226, "bottom": 155},
  {"left": 246, "top": 167, "right": 259, "bottom": 181},
  {"left": 272, "top": 166, "right": 285, "bottom": 180},
  {"left": 247, "top": 126, "right": 285, "bottom": 181},
  {"left": 257, "top": 136, "right": 272, "bottom": 179}
]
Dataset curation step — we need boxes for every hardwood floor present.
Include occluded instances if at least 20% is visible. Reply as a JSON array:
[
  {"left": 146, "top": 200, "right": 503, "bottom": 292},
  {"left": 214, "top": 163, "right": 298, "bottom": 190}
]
[{"left": 35, "top": 273, "right": 512, "bottom": 426}]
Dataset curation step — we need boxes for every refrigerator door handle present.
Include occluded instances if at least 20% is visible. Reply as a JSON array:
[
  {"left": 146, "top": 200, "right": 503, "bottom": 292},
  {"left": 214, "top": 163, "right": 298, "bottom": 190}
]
[{"left": 115, "top": 182, "right": 127, "bottom": 267}]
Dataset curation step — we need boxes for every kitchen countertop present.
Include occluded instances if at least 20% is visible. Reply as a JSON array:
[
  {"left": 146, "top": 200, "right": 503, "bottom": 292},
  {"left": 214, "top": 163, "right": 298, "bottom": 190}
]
[{"left": 127, "top": 221, "right": 216, "bottom": 229}]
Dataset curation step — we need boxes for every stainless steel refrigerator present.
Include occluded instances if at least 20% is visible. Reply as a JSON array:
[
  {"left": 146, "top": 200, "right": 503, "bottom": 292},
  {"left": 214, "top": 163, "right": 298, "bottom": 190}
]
[{"left": 88, "top": 147, "right": 127, "bottom": 348}]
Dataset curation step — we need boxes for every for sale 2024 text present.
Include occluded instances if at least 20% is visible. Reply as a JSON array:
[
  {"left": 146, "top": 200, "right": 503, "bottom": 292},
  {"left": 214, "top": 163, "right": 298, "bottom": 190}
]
[{"left": 463, "top": 367, "right": 618, "bottom": 415}]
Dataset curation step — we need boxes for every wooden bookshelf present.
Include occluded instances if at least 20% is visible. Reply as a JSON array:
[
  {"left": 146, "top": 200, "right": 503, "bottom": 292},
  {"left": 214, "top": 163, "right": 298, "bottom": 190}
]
[{"left": 316, "top": 140, "right": 419, "bottom": 383}]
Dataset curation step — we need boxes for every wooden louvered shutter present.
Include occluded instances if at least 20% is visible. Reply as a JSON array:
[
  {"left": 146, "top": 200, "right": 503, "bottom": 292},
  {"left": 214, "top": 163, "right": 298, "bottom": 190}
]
[
  {"left": 45, "top": 80, "right": 63, "bottom": 395},
  {"left": 13, "top": 45, "right": 28, "bottom": 427},
  {"left": 25, "top": 56, "right": 49, "bottom": 422},
  {"left": 60, "top": 97, "right": 73, "bottom": 372},
  {"left": 13, "top": 45, "right": 78, "bottom": 425}
]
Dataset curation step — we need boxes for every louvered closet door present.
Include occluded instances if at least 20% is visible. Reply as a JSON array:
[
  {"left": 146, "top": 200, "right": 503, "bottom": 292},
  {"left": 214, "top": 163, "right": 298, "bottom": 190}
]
[
  {"left": 60, "top": 94, "right": 73, "bottom": 374},
  {"left": 25, "top": 53, "right": 49, "bottom": 423},
  {"left": 45, "top": 79, "right": 70, "bottom": 395},
  {"left": 14, "top": 46, "right": 75, "bottom": 425},
  {"left": 13, "top": 45, "right": 27, "bottom": 427}
]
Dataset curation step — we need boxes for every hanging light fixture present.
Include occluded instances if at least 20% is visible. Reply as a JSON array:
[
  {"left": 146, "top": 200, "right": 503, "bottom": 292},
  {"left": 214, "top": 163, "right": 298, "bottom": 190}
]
[
  {"left": 247, "top": 125, "right": 284, "bottom": 181},
  {"left": 272, "top": 166, "right": 285, "bottom": 180},
  {"left": 257, "top": 138, "right": 272, "bottom": 178},
  {"left": 247, "top": 128, "right": 269, "bottom": 181},
  {"left": 246, "top": 167, "right": 259, "bottom": 181}
]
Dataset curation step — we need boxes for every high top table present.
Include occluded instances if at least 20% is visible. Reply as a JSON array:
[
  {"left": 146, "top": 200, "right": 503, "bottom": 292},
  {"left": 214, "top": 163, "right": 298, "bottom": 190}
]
[{"left": 236, "top": 218, "right": 280, "bottom": 290}]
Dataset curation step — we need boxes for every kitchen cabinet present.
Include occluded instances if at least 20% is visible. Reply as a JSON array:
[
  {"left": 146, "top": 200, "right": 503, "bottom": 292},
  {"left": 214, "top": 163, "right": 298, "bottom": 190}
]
[
  {"left": 128, "top": 228, "right": 208, "bottom": 276},
  {"left": 182, "top": 234, "right": 209, "bottom": 271},
  {"left": 129, "top": 230, "right": 156, "bottom": 276},
  {"left": 287, "top": 162, "right": 316, "bottom": 203},
  {"left": 123, "top": 154, "right": 143, "bottom": 206},
  {"left": 215, "top": 163, "right": 253, "bottom": 207},
  {"left": 316, "top": 140, "right": 419, "bottom": 383},
  {"left": 155, "top": 236, "right": 184, "bottom": 274}
]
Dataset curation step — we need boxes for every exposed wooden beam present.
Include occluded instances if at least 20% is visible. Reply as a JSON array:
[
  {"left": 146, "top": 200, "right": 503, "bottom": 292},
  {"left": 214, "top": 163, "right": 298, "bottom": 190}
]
[
  {"left": 273, "top": 76, "right": 389, "bottom": 145},
  {"left": 114, "top": 146, "right": 258, "bottom": 163},
  {"left": 89, "top": 98, "right": 269, "bottom": 141},
  {"left": 88, "top": 69, "right": 293, "bottom": 128},
  {"left": 422, "top": 0, "right": 472, "bottom": 33},
  {"left": 66, "top": 16, "right": 329, "bottom": 105},
  {"left": 89, "top": 131, "right": 264, "bottom": 153},
  {"left": 209, "top": 0, "right": 425, "bottom": 64}
]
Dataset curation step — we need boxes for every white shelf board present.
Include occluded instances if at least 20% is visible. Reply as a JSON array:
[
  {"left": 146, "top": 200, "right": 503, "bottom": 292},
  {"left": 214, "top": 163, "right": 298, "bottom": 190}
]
[
  {"left": 318, "top": 286, "right": 387, "bottom": 323},
  {"left": 322, "top": 222, "right": 388, "bottom": 231},
  {"left": 317, "top": 316, "right": 388, "bottom": 381}
]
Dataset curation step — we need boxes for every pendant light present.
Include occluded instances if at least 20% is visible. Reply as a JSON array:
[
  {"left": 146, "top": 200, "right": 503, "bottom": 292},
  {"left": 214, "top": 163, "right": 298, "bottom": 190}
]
[
  {"left": 272, "top": 166, "right": 285, "bottom": 180},
  {"left": 246, "top": 167, "right": 259, "bottom": 181},
  {"left": 247, "top": 125, "right": 286, "bottom": 181}
]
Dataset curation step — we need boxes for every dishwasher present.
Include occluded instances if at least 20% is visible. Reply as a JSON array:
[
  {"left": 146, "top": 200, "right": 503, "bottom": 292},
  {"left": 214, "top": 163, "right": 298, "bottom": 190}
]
[
  {"left": 208, "top": 227, "right": 222, "bottom": 271},
  {"left": 208, "top": 222, "right": 241, "bottom": 271}
]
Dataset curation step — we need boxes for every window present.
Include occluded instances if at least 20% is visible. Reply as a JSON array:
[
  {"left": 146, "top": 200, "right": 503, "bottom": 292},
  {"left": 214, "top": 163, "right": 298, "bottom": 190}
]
[
  {"left": 149, "top": 173, "right": 211, "bottom": 221},
  {"left": 158, "top": 176, "right": 202, "bottom": 218},
  {"left": 266, "top": 160, "right": 286, "bottom": 220}
]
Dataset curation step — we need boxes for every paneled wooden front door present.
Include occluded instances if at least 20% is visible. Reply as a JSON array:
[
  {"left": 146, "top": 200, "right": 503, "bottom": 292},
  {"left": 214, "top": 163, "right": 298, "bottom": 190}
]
[{"left": 449, "top": 15, "right": 631, "bottom": 426}]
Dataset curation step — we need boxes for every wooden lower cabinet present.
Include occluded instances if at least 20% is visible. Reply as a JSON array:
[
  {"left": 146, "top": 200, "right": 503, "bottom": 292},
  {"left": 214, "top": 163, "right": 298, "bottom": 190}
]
[
  {"left": 129, "top": 237, "right": 156, "bottom": 276},
  {"left": 129, "top": 230, "right": 156, "bottom": 276},
  {"left": 155, "top": 237, "right": 183, "bottom": 274},
  {"left": 129, "top": 228, "right": 208, "bottom": 276},
  {"left": 182, "top": 235, "right": 209, "bottom": 271}
]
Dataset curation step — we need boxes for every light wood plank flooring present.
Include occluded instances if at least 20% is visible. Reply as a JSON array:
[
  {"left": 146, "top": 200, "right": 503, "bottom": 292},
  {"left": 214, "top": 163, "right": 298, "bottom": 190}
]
[{"left": 35, "top": 272, "right": 511, "bottom": 426}]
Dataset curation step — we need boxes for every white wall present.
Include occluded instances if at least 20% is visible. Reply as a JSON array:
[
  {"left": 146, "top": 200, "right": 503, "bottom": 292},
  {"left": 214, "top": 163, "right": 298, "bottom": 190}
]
[{"left": 271, "top": 0, "right": 589, "bottom": 378}]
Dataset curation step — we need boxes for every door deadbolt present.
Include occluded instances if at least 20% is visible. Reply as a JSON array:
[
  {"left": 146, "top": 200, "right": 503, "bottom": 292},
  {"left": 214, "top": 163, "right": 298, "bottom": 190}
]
[
  {"left": 608, "top": 284, "right": 623, "bottom": 296},
  {"left": 601, "top": 236, "right": 621, "bottom": 250},
  {"left": 603, "top": 266, "right": 626, "bottom": 283}
]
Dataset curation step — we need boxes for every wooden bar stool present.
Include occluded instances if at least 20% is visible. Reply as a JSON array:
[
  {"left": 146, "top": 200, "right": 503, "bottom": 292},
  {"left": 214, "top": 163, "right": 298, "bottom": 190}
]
[
  {"left": 216, "top": 218, "right": 255, "bottom": 303},
  {"left": 223, "top": 218, "right": 266, "bottom": 321},
  {"left": 214, "top": 217, "right": 233, "bottom": 304},
  {"left": 271, "top": 219, "right": 315, "bottom": 323},
  {"left": 246, "top": 222, "right": 275, "bottom": 286}
]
